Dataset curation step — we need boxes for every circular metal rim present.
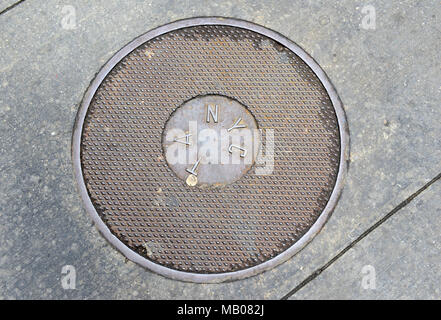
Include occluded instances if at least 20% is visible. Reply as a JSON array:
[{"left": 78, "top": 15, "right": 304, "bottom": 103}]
[{"left": 72, "top": 17, "right": 350, "bottom": 283}]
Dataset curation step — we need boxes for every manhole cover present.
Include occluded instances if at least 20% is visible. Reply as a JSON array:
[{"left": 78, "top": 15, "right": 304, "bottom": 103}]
[{"left": 72, "top": 17, "right": 348, "bottom": 282}]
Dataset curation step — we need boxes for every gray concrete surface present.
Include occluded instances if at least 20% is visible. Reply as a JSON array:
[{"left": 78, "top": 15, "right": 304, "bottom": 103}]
[
  {"left": 291, "top": 179, "right": 441, "bottom": 299},
  {"left": 0, "top": 0, "right": 21, "bottom": 13},
  {"left": 0, "top": 0, "right": 440, "bottom": 299}
]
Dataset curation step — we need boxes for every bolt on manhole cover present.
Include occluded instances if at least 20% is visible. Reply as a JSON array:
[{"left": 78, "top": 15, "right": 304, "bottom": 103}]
[{"left": 72, "top": 17, "right": 349, "bottom": 283}]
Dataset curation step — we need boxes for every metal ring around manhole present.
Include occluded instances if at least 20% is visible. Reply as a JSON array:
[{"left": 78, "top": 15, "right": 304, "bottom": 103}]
[{"left": 72, "top": 17, "right": 349, "bottom": 283}]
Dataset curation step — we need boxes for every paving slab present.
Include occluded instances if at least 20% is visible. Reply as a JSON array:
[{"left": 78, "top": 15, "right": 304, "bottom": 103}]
[
  {"left": 0, "top": 0, "right": 20, "bottom": 13},
  {"left": 0, "top": 0, "right": 440, "bottom": 299},
  {"left": 291, "top": 179, "right": 441, "bottom": 299}
]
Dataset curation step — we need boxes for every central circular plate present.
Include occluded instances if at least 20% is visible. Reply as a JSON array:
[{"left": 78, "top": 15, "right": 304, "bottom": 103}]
[
  {"left": 72, "top": 17, "right": 348, "bottom": 282},
  {"left": 162, "top": 95, "right": 260, "bottom": 187}
]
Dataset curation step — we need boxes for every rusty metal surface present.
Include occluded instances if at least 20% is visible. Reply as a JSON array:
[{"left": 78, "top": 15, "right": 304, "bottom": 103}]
[
  {"left": 73, "top": 17, "right": 348, "bottom": 282},
  {"left": 162, "top": 94, "right": 260, "bottom": 187}
]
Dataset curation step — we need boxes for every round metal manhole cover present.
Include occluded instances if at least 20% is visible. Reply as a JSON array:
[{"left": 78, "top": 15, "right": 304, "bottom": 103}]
[{"left": 73, "top": 17, "right": 348, "bottom": 282}]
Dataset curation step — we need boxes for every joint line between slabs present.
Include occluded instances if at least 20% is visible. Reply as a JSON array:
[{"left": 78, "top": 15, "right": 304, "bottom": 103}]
[
  {"left": 281, "top": 171, "right": 441, "bottom": 300},
  {"left": 0, "top": 0, "right": 26, "bottom": 16}
]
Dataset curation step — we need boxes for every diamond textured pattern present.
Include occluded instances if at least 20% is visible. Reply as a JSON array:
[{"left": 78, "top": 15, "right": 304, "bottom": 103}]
[{"left": 80, "top": 25, "right": 340, "bottom": 273}]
